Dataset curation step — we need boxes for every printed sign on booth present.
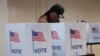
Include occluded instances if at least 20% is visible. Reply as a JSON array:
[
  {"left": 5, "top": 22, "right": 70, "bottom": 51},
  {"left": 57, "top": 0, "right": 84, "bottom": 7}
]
[
  {"left": 6, "top": 24, "right": 35, "bottom": 56},
  {"left": 32, "top": 30, "right": 47, "bottom": 54},
  {"left": 70, "top": 29, "right": 83, "bottom": 54},
  {"left": 9, "top": 31, "right": 22, "bottom": 55},
  {"left": 66, "top": 22, "right": 87, "bottom": 56},
  {"left": 31, "top": 23, "right": 52, "bottom": 56},
  {"left": 51, "top": 23, "right": 72, "bottom": 56},
  {"left": 87, "top": 23, "right": 100, "bottom": 43}
]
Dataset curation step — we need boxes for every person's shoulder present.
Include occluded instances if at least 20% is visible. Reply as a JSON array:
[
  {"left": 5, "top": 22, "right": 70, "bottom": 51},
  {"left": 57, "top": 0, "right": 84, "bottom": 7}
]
[{"left": 38, "top": 16, "right": 48, "bottom": 23}]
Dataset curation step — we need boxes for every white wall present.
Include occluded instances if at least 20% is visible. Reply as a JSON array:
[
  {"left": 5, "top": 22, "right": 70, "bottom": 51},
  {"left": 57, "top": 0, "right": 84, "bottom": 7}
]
[
  {"left": 8, "top": 0, "right": 37, "bottom": 23},
  {"left": 0, "top": 0, "right": 8, "bottom": 56},
  {"left": 8, "top": 0, "right": 100, "bottom": 23}
]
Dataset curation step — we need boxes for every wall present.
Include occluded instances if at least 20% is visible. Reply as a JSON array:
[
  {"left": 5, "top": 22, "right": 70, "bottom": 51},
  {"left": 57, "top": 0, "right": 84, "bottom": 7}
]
[
  {"left": 0, "top": 0, "right": 8, "bottom": 56},
  {"left": 8, "top": 0, "right": 37, "bottom": 23},
  {"left": 8, "top": 0, "right": 100, "bottom": 56},
  {"left": 8, "top": 0, "right": 100, "bottom": 23}
]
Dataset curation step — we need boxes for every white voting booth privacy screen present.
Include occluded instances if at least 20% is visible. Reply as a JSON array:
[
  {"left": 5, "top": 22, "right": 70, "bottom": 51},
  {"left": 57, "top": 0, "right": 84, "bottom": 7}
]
[
  {"left": 6, "top": 23, "right": 32, "bottom": 56},
  {"left": 31, "top": 23, "right": 52, "bottom": 56},
  {"left": 51, "top": 23, "right": 72, "bottom": 56},
  {"left": 87, "top": 23, "right": 100, "bottom": 43},
  {"left": 6, "top": 23, "right": 87, "bottom": 56},
  {"left": 66, "top": 23, "right": 87, "bottom": 56}
]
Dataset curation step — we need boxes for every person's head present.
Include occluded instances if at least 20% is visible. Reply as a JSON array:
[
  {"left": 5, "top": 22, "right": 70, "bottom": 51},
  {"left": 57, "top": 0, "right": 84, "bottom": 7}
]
[
  {"left": 49, "top": 4, "right": 64, "bottom": 18},
  {"left": 49, "top": 12, "right": 59, "bottom": 22},
  {"left": 46, "top": 4, "right": 64, "bottom": 22},
  {"left": 39, "top": 4, "right": 64, "bottom": 23}
]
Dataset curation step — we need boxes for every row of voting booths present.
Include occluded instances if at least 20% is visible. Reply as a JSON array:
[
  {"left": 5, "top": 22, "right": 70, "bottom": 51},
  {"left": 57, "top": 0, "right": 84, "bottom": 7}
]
[{"left": 6, "top": 22, "right": 100, "bottom": 56}]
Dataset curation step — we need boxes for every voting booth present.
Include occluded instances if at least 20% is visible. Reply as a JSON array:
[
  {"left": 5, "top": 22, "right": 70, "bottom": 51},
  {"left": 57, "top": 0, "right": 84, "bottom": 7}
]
[
  {"left": 30, "top": 23, "right": 52, "bottom": 56},
  {"left": 6, "top": 23, "right": 87, "bottom": 56},
  {"left": 66, "top": 23, "right": 87, "bottom": 56},
  {"left": 87, "top": 23, "right": 100, "bottom": 44},
  {"left": 51, "top": 23, "right": 72, "bottom": 56},
  {"left": 6, "top": 23, "right": 52, "bottom": 56},
  {"left": 86, "top": 23, "right": 100, "bottom": 56},
  {"left": 6, "top": 23, "right": 33, "bottom": 56}
]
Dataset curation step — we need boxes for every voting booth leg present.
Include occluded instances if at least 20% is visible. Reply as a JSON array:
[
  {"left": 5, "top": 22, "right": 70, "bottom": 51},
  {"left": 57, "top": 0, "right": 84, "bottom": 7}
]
[
  {"left": 90, "top": 45, "right": 93, "bottom": 54},
  {"left": 84, "top": 45, "right": 95, "bottom": 56}
]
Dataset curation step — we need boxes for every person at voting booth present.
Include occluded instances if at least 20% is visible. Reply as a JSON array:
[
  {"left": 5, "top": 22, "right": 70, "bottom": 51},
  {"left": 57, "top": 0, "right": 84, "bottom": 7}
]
[{"left": 38, "top": 4, "right": 64, "bottom": 23}]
